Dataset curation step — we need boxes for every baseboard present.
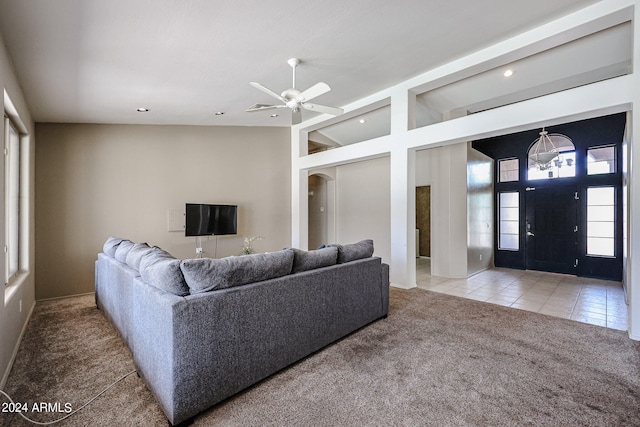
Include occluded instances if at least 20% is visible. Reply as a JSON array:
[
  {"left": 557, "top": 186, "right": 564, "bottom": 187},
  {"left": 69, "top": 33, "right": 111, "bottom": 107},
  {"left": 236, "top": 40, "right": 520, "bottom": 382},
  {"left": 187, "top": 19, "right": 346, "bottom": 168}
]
[
  {"left": 390, "top": 282, "right": 416, "bottom": 290},
  {"left": 1, "top": 300, "right": 36, "bottom": 389},
  {"left": 36, "top": 291, "right": 95, "bottom": 302}
]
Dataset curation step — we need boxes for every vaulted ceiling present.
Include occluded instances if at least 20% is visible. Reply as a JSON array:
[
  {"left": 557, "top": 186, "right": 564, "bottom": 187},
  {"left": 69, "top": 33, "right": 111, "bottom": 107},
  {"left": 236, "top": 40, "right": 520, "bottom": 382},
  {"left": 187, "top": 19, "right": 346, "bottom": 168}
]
[{"left": 1, "top": 0, "right": 623, "bottom": 134}]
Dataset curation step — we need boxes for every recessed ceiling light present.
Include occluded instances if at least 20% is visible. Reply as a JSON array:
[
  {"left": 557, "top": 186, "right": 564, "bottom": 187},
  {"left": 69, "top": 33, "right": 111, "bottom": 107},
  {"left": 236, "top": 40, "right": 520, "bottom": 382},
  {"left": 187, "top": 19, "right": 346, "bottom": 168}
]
[
  {"left": 214, "top": 111, "right": 224, "bottom": 116},
  {"left": 359, "top": 119, "right": 366, "bottom": 124},
  {"left": 136, "top": 107, "right": 149, "bottom": 112},
  {"left": 270, "top": 114, "right": 279, "bottom": 118},
  {"left": 503, "top": 69, "right": 514, "bottom": 77}
]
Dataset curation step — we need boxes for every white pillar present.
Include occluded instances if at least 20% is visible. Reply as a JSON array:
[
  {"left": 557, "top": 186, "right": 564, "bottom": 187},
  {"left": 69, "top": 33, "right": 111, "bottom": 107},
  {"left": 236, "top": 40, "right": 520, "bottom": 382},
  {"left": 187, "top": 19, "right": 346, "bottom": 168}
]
[
  {"left": 626, "top": 3, "right": 640, "bottom": 340},
  {"left": 291, "top": 129, "right": 309, "bottom": 250},
  {"left": 389, "top": 88, "right": 416, "bottom": 289}
]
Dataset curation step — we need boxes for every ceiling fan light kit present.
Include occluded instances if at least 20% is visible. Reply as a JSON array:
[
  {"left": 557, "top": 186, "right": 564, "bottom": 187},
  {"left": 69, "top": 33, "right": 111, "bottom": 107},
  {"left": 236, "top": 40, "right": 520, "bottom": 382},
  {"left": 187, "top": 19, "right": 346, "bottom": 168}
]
[{"left": 246, "top": 58, "right": 343, "bottom": 124}]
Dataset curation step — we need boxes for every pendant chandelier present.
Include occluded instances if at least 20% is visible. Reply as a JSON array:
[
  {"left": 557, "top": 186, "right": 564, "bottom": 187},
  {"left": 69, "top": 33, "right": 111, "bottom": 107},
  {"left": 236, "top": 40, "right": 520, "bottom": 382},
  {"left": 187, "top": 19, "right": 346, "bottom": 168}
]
[{"left": 528, "top": 128, "right": 574, "bottom": 171}]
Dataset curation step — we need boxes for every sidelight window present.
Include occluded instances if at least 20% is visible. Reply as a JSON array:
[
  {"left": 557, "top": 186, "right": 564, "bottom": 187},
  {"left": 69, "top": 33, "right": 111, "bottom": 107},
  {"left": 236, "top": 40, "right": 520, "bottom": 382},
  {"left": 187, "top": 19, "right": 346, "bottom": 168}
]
[
  {"left": 586, "top": 186, "right": 615, "bottom": 257},
  {"left": 498, "top": 192, "right": 519, "bottom": 251}
]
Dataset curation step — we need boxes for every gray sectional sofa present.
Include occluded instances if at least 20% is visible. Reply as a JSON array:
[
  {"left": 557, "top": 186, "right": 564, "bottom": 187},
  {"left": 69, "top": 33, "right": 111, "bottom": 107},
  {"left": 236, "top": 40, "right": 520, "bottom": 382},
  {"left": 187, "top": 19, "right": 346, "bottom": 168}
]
[{"left": 95, "top": 237, "right": 389, "bottom": 426}]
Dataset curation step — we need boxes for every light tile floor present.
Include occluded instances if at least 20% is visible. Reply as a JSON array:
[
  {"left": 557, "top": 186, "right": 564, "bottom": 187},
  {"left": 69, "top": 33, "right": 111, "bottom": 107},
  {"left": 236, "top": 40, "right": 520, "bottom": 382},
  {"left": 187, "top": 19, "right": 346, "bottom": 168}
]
[{"left": 416, "top": 258, "right": 629, "bottom": 331}]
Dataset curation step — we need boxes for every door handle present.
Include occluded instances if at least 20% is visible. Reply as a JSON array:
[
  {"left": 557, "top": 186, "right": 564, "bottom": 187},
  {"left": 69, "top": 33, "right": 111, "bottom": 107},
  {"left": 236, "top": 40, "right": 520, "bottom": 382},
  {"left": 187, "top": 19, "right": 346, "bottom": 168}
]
[{"left": 527, "top": 231, "right": 535, "bottom": 237}]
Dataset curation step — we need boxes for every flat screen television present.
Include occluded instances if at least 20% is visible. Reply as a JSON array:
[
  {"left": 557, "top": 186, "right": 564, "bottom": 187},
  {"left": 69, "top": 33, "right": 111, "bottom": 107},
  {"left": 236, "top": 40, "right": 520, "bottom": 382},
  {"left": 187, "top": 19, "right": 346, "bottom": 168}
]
[{"left": 185, "top": 203, "right": 237, "bottom": 237}]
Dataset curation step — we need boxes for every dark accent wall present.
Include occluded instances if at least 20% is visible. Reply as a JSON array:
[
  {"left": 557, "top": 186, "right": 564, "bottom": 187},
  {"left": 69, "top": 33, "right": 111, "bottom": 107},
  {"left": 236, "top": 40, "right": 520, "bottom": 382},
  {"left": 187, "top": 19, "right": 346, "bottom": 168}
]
[{"left": 472, "top": 113, "right": 626, "bottom": 281}]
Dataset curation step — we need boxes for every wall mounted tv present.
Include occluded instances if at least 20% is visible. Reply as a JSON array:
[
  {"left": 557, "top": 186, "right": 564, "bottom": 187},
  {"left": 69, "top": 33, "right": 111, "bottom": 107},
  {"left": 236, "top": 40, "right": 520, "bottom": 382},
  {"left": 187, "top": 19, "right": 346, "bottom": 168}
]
[{"left": 185, "top": 203, "right": 238, "bottom": 237}]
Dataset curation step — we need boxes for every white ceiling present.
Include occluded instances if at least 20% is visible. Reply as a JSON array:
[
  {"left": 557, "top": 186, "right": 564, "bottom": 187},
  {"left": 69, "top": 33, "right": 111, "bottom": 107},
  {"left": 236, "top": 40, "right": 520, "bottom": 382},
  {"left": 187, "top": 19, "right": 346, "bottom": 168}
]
[{"left": 0, "top": 0, "right": 611, "bottom": 128}]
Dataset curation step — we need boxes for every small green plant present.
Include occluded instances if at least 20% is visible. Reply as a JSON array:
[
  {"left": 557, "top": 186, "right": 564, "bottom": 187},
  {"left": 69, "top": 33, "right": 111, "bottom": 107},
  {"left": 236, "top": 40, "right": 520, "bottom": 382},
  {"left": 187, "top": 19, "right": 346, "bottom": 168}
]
[{"left": 242, "top": 236, "right": 264, "bottom": 255}]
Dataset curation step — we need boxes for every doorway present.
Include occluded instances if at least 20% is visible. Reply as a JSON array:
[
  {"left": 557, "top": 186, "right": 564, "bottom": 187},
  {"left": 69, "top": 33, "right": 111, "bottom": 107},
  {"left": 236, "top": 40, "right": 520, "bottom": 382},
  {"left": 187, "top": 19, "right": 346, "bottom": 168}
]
[
  {"left": 525, "top": 185, "right": 578, "bottom": 275},
  {"left": 308, "top": 174, "right": 328, "bottom": 249},
  {"left": 416, "top": 186, "right": 431, "bottom": 258}
]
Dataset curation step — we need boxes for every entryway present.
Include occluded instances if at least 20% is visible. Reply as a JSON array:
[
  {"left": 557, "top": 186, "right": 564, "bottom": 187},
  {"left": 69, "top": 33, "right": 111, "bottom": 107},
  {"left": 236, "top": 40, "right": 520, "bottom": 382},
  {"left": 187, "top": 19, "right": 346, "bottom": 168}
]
[
  {"left": 524, "top": 185, "right": 578, "bottom": 275},
  {"left": 476, "top": 113, "right": 626, "bottom": 282},
  {"left": 416, "top": 264, "right": 628, "bottom": 331}
]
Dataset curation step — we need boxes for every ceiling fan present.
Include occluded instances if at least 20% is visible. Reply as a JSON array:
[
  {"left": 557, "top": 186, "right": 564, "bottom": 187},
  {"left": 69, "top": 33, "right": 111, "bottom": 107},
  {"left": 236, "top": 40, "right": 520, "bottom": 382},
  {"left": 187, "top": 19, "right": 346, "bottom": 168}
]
[{"left": 246, "top": 58, "right": 343, "bottom": 124}]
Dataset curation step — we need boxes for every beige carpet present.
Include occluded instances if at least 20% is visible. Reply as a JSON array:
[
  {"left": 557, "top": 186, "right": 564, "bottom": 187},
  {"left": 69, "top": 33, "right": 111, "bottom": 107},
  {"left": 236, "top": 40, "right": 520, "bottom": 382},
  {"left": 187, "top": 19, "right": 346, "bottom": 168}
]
[{"left": 1, "top": 288, "right": 639, "bottom": 426}]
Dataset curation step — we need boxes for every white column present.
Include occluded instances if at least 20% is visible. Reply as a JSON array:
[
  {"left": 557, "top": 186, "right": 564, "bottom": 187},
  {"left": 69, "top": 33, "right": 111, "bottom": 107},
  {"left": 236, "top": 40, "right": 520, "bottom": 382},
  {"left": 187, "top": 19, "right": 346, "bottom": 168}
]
[
  {"left": 389, "top": 88, "right": 416, "bottom": 289},
  {"left": 389, "top": 146, "right": 416, "bottom": 288},
  {"left": 626, "top": 3, "right": 640, "bottom": 340},
  {"left": 291, "top": 129, "right": 309, "bottom": 250}
]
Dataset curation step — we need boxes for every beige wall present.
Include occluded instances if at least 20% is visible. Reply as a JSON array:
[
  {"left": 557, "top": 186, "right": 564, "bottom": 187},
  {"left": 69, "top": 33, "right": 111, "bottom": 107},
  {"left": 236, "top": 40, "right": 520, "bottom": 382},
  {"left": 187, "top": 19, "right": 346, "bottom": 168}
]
[
  {"left": 35, "top": 123, "right": 291, "bottom": 300},
  {"left": 335, "top": 157, "right": 391, "bottom": 263}
]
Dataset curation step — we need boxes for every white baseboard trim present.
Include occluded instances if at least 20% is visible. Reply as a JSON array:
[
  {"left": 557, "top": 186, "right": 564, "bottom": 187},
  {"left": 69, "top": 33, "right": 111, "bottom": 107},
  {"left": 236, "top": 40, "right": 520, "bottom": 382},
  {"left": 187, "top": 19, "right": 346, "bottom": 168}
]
[
  {"left": 390, "top": 282, "right": 416, "bottom": 290},
  {"left": 1, "top": 300, "right": 36, "bottom": 389}
]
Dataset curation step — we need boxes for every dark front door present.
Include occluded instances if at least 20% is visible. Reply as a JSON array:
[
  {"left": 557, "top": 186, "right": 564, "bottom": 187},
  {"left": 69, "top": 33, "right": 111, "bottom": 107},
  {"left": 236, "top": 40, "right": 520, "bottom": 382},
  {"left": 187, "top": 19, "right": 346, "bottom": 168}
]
[{"left": 525, "top": 185, "right": 578, "bottom": 275}]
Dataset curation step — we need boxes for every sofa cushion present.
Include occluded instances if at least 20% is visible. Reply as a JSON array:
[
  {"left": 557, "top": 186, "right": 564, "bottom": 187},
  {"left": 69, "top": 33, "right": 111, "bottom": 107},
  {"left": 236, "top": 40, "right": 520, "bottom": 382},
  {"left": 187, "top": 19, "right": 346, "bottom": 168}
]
[
  {"left": 331, "top": 239, "right": 374, "bottom": 264},
  {"left": 125, "top": 242, "right": 152, "bottom": 271},
  {"left": 103, "top": 236, "right": 123, "bottom": 258},
  {"left": 114, "top": 239, "right": 135, "bottom": 263},
  {"left": 291, "top": 247, "right": 338, "bottom": 273},
  {"left": 139, "top": 247, "right": 189, "bottom": 296},
  {"left": 180, "top": 249, "right": 294, "bottom": 294}
]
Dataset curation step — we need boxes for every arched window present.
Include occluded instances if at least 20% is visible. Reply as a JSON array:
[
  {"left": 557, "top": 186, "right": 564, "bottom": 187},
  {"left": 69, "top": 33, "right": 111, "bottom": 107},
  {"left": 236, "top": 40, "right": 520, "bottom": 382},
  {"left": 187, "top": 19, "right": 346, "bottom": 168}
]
[{"left": 527, "top": 129, "right": 575, "bottom": 180}]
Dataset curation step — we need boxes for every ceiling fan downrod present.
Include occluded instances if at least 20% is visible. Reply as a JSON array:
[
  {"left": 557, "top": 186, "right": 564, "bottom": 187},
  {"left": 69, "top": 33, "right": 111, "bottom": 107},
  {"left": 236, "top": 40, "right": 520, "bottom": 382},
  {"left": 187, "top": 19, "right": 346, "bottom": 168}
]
[{"left": 288, "top": 58, "right": 300, "bottom": 89}]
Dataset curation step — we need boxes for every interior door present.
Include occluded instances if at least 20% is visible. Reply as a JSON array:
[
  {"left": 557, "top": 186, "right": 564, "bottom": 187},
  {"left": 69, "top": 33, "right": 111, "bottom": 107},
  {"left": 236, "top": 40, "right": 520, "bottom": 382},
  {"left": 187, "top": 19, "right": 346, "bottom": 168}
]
[
  {"left": 416, "top": 186, "right": 431, "bottom": 257},
  {"left": 525, "top": 185, "right": 578, "bottom": 274}
]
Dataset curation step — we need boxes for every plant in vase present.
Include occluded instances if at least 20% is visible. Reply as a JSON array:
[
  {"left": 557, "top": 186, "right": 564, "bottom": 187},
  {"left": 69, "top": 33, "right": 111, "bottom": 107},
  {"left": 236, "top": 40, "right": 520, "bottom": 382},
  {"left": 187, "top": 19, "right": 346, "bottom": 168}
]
[{"left": 242, "top": 236, "right": 264, "bottom": 255}]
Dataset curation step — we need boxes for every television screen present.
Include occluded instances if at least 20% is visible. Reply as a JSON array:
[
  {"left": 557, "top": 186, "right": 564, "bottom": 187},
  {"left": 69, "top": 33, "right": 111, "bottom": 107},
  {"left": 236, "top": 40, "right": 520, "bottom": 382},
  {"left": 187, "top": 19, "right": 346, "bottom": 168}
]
[
  {"left": 185, "top": 203, "right": 237, "bottom": 236},
  {"left": 210, "top": 204, "right": 237, "bottom": 235}
]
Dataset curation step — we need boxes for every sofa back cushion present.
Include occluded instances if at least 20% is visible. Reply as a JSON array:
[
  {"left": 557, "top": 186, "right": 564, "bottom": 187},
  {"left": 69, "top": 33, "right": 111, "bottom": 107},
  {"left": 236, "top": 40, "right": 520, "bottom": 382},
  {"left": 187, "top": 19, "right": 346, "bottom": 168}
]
[
  {"left": 330, "top": 239, "right": 374, "bottom": 263},
  {"left": 180, "top": 249, "right": 294, "bottom": 294},
  {"left": 103, "top": 236, "right": 123, "bottom": 258},
  {"left": 114, "top": 239, "right": 135, "bottom": 263},
  {"left": 291, "top": 247, "right": 338, "bottom": 273},
  {"left": 125, "top": 242, "right": 152, "bottom": 271},
  {"left": 139, "top": 247, "right": 189, "bottom": 296}
]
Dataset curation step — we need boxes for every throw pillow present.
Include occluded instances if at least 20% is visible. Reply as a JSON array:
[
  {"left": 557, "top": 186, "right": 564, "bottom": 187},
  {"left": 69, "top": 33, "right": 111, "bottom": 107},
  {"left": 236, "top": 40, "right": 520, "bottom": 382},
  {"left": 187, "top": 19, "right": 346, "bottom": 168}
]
[
  {"left": 331, "top": 239, "right": 374, "bottom": 263},
  {"left": 125, "top": 242, "right": 152, "bottom": 271},
  {"left": 103, "top": 236, "right": 123, "bottom": 258},
  {"left": 291, "top": 247, "right": 338, "bottom": 273},
  {"left": 139, "top": 247, "right": 189, "bottom": 296},
  {"left": 180, "top": 249, "right": 295, "bottom": 294}
]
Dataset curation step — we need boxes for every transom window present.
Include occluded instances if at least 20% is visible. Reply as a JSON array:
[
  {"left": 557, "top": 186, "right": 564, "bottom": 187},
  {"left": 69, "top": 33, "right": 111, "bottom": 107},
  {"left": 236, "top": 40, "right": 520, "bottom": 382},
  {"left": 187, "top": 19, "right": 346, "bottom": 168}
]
[
  {"left": 498, "top": 158, "right": 519, "bottom": 182},
  {"left": 527, "top": 130, "right": 576, "bottom": 180},
  {"left": 587, "top": 145, "right": 616, "bottom": 175}
]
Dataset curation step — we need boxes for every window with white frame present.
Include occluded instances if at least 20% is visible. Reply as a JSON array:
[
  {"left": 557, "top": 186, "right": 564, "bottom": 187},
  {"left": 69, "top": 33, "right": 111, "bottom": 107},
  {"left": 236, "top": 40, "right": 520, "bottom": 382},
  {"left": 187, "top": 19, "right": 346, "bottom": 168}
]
[
  {"left": 498, "top": 158, "right": 519, "bottom": 182},
  {"left": 498, "top": 192, "right": 519, "bottom": 251},
  {"left": 5, "top": 115, "right": 21, "bottom": 283},
  {"left": 587, "top": 145, "right": 616, "bottom": 175},
  {"left": 586, "top": 186, "right": 615, "bottom": 257}
]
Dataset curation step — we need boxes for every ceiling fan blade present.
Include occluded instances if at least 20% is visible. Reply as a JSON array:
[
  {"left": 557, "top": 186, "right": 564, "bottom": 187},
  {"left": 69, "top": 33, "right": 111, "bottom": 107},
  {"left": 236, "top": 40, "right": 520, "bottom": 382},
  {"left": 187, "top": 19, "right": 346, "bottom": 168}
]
[
  {"left": 292, "top": 109, "right": 302, "bottom": 125},
  {"left": 245, "top": 103, "right": 285, "bottom": 112},
  {"left": 249, "top": 82, "right": 287, "bottom": 103},
  {"left": 302, "top": 103, "right": 344, "bottom": 116},
  {"left": 297, "top": 82, "right": 331, "bottom": 102}
]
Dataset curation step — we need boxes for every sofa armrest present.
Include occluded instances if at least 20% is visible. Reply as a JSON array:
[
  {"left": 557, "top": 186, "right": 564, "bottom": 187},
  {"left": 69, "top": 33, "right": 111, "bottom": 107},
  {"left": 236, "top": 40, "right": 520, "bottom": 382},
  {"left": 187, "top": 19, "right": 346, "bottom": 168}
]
[
  {"left": 381, "top": 262, "right": 390, "bottom": 316},
  {"left": 130, "top": 278, "right": 185, "bottom": 425}
]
